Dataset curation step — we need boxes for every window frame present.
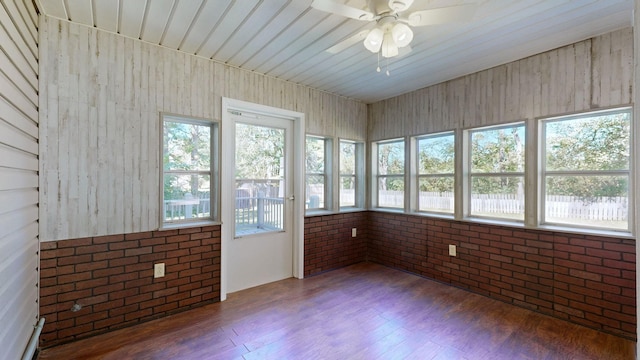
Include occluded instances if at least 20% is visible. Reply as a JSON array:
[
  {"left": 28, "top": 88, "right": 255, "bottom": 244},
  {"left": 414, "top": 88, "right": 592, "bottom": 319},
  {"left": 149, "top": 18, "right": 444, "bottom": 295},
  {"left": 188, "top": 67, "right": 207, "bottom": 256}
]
[
  {"left": 373, "top": 138, "right": 406, "bottom": 210},
  {"left": 464, "top": 122, "right": 526, "bottom": 222},
  {"left": 414, "top": 131, "right": 456, "bottom": 215},
  {"left": 539, "top": 107, "right": 632, "bottom": 233},
  {"left": 305, "top": 135, "right": 332, "bottom": 213},
  {"left": 160, "top": 113, "right": 219, "bottom": 228},
  {"left": 339, "top": 139, "right": 365, "bottom": 210}
]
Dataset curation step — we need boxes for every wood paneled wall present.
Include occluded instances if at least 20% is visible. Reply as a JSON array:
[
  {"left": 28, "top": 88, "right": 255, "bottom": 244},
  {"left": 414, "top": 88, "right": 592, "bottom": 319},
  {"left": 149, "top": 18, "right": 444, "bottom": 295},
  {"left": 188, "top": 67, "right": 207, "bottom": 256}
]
[
  {"left": 39, "top": 17, "right": 367, "bottom": 241},
  {"left": 368, "top": 28, "right": 633, "bottom": 140},
  {"left": 0, "top": 0, "right": 39, "bottom": 359}
]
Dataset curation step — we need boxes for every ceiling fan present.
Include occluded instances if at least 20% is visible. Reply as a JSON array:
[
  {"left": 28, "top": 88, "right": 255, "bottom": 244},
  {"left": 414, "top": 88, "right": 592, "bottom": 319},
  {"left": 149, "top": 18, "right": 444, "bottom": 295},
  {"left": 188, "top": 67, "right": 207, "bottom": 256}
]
[{"left": 311, "top": 0, "right": 477, "bottom": 58}]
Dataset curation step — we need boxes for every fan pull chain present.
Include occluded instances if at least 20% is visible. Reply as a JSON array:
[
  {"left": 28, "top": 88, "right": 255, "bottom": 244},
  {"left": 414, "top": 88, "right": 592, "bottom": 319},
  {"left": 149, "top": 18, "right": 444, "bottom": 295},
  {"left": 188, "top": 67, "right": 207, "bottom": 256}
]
[
  {"left": 376, "top": 51, "right": 381, "bottom": 73},
  {"left": 386, "top": 57, "right": 390, "bottom": 76}
]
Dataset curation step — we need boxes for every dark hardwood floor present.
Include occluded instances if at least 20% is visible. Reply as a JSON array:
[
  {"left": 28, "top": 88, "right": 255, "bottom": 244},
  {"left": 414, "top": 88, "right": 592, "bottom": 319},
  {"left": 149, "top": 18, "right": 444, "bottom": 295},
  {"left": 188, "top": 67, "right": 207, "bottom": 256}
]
[{"left": 38, "top": 262, "right": 635, "bottom": 360}]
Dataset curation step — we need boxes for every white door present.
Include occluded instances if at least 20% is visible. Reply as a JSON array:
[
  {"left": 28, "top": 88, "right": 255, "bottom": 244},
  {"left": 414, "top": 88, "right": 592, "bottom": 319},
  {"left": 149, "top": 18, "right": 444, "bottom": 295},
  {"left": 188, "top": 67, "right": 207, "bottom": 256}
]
[{"left": 221, "top": 99, "right": 305, "bottom": 298}]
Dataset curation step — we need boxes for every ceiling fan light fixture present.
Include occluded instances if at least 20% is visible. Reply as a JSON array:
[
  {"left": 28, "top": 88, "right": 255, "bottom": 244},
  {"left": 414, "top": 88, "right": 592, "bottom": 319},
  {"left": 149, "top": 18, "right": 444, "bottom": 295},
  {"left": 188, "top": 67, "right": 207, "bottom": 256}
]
[
  {"left": 364, "top": 27, "right": 384, "bottom": 53},
  {"left": 381, "top": 32, "right": 398, "bottom": 58},
  {"left": 391, "top": 22, "right": 413, "bottom": 47},
  {"left": 388, "top": 0, "right": 414, "bottom": 12}
]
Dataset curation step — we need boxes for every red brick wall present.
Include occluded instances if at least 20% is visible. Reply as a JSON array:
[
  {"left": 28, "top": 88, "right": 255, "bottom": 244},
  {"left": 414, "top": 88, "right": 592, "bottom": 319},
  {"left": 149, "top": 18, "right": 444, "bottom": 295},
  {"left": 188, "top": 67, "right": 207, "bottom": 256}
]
[
  {"left": 367, "top": 212, "right": 636, "bottom": 339},
  {"left": 39, "top": 225, "right": 221, "bottom": 347},
  {"left": 304, "top": 212, "right": 367, "bottom": 276}
]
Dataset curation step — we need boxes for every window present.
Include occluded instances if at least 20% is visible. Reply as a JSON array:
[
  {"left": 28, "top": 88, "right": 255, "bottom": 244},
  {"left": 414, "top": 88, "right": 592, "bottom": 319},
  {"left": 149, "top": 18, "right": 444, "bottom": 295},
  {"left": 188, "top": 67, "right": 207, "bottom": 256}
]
[
  {"left": 541, "top": 108, "right": 631, "bottom": 231},
  {"left": 339, "top": 140, "right": 364, "bottom": 209},
  {"left": 162, "top": 114, "right": 218, "bottom": 225},
  {"left": 417, "top": 132, "right": 455, "bottom": 214},
  {"left": 376, "top": 139, "right": 405, "bottom": 209},
  {"left": 305, "top": 136, "right": 331, "bottom": 211},
  {"left": 468, "top": 123, "right": 525, "bottom": 221}
]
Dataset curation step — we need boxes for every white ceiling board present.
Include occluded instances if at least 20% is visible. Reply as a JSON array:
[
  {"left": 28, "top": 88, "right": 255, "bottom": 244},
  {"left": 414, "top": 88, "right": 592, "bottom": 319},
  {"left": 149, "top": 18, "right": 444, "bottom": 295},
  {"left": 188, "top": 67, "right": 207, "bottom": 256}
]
[
  {"left": 119, "top": 0, "right": 147, "bottom": 39},
  {"left": 93, "top": 0, "right": 119, "bottom": 33},
  {"left": 158, "top": 0, "right": 204, "bottom": 49},
  {"left": 36, "top": 0, "right": 67, "bottom": 20},
  {"left": 36, "top": 0, "right": 634, "bottom": 103},
  {"left": 240, "top": 8, "right": 318, "bottom": 71},
  {"left": 211, "top": 0, "right": 290, "bottom": 63},
  {"left": 251, "top": 11, "right": 342, "bottom": 74},
  {"left": 139, "top": 0, "right": 174, "bottom": 45},
  {"left": 195, "top": 0, "right": 262, "bottom": 59},
  {"left": 177, "top": 0, "right": 232, "bottom": 54},
  {"left": 232, "top": 1, "right": 311, "bottom": 67},
  {"left": 65, "top": 0, "right": 93, "bottom": 26}
]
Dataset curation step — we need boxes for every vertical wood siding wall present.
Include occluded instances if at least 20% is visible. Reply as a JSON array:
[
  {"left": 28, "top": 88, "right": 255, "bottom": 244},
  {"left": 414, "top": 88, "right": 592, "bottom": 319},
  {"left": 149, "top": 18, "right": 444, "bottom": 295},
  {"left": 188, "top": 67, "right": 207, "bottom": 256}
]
[
  {"left": 0, "top": 0, "right": 39, "bottom": 359},
  {"left": 368, "top": 28, "right": 633, "bottom": 140},
  {"left": 39, "top": 17, "right": 367, "bottom": 242}
]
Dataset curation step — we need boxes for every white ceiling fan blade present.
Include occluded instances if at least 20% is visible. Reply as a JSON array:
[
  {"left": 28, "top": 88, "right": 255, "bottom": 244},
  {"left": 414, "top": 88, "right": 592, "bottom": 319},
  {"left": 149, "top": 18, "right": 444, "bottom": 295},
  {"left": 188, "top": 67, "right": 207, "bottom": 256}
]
[
  {"left": 326, "top": 29, "right": 370, "bottom": 54},
  {"left": 311, "top": 0, "right": 376, "bottom": 21},
  {"left": 407, "top": 4, "right": 478, "bottom": 27}
]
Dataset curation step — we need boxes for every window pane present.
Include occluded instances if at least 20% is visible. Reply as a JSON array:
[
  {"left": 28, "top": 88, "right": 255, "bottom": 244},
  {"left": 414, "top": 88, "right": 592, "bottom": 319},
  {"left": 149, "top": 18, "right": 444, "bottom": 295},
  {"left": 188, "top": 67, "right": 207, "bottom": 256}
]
[
  {"left": 306, "top": 174, "right": 325, "bottom": 209},
  {"left": 378, "top": 141, "right": 404, "bottom": 175},
  {"left": 418, "top": 177, "right": 454, "bottom": 213},
  {"left": 306, "top": 137, "right": 325, "bottom": 173},
  {"left": 545, "top": 175, "right": 628, "bottom": 230},
  {"left": 163, "top": 121, "right": 211, "bottom": 171},
  {"left": 163, "top": 174, "right": 211, "bottom": 221},
  {"left": 340, "top": 175, "right": 355, "bottom": 207},
  {"left": 471, "top": 176, "right": 524, "bottom": 219},
  {"left": 340, "top": 141, "right": 356, "bottom": 175},
  {"left": 418, "top": 134, "right": 454, "bottom": 174},
  {"left": 545, "top": 112, "right": 630, "bottom": 171},
  {"left": 471, "top": 126, "right": 524, "bottom": 173},
  {"left": 378, "top": 176, "right": 404, "bottom": 208}
]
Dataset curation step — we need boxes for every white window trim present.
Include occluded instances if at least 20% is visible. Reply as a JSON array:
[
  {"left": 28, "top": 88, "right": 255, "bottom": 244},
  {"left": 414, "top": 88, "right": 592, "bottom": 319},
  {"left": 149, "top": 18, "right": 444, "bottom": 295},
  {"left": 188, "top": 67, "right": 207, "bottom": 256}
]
[
  {"left": 538, "top": 107, "right": 633, "bottom": 233},
  {"left": 372, "top": 138, "right": 406, "bottom": 211},
  {"left": 305, "top": 135, "right": 332, "bottom": 214},
  {"left": 413, "top": 131, "right": 456, "bottom": 216},
  {"left": 160, "top": 113, "right": 219, "bottom": 229},
  {"left": 338, "top": 139, "right": 366, "bottom": 211}
]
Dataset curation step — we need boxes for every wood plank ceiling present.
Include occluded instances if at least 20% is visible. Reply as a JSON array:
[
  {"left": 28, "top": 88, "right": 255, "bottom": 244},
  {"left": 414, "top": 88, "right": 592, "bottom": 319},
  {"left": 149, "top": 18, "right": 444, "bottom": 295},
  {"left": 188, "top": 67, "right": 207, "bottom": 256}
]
[{"left": 36, "top": 0, "right": 632, "bottom": 103}]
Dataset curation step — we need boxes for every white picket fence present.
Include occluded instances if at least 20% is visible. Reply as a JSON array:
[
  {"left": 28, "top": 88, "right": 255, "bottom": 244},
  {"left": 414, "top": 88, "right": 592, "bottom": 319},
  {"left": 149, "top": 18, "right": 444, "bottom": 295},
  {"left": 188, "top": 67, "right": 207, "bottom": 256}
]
[{"left": 379, "top": 191, "right": 628, "bottom": 222}]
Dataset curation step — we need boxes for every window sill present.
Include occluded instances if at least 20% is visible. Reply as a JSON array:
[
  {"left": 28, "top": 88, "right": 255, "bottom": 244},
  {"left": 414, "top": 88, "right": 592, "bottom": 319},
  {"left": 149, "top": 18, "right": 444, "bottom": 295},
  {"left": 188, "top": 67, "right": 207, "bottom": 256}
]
[
  {"left": 160, "top": 220, "right": 221, "bottom": 231},
  {"left": 304, "top": 208, "right": 367, "bottom": 217},
  {"left": 535, "top": 224, "right": 634, "bottom": 240}
]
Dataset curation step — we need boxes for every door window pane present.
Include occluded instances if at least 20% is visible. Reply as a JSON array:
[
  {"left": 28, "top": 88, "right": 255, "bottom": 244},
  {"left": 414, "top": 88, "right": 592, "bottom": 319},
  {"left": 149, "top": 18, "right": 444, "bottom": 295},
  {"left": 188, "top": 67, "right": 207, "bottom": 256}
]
[{"left": 235, "top": 123, "right": 285, "bottom": 236}]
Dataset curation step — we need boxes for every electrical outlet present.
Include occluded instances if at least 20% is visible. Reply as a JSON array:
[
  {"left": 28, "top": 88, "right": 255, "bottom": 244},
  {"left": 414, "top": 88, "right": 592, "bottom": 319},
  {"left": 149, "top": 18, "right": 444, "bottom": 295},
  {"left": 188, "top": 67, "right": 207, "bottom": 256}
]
[
  {"left": 448, "top": 245, "right": 457, "bottom": 257},
  {"left": 352, "top": 228, "right": 357, "bottom": 237},
  {"left": 154, "top": 263, "right": 165, "bottom": 278}
]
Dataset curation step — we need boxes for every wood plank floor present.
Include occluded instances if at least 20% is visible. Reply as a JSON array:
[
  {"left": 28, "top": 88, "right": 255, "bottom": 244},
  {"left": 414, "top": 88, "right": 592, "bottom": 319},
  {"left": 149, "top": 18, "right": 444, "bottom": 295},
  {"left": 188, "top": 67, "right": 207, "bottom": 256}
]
[{"left": 38, "top": 262, "right": 635, "bottom": 360}]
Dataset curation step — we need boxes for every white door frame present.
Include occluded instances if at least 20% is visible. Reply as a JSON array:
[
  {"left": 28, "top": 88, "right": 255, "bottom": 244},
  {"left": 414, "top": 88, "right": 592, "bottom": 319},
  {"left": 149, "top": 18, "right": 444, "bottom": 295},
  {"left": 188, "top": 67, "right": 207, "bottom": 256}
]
[{"left": 220, "top": 98, "right": 305, "bottom": 301}]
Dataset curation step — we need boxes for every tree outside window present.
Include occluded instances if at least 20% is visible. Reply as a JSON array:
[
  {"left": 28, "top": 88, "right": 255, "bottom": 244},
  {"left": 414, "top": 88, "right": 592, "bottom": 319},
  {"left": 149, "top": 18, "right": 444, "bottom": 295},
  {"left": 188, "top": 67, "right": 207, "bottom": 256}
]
[
  {"left": 469, "top": 124, "right": 525, "bottom": 220},
  {"left": 377, "top": 139, "right": 405, "bottom": 209},
  {"left": 541, "top": 108, "right": 631, "bottom": 230},
  {"left": 417, "top": 132, "right": 455, "bottom": 213},
  {"left": 162, "top": 115, "right": 217, "bottom": 224}
]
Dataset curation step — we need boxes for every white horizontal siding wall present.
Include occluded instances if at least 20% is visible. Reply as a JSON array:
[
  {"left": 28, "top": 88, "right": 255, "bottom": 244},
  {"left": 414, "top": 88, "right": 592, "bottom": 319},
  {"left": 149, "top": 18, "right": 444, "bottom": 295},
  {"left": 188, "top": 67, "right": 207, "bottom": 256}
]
[
  {"left": 39, "top": 17, "right": 367, "bottom": 241},
  {"left": 0, "top": 0, "right": 39, "bottom": 359}
]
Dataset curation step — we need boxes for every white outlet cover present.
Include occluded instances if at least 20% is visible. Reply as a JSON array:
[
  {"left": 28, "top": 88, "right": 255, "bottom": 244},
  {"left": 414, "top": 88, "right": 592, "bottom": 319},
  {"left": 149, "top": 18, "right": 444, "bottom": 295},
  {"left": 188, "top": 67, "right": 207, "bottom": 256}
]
[
  {"left": 448, "top": 245, "right": 457, "bottom": 256},
  {"left": 154, "top": 263, "right": 165, "bottom": 278}
]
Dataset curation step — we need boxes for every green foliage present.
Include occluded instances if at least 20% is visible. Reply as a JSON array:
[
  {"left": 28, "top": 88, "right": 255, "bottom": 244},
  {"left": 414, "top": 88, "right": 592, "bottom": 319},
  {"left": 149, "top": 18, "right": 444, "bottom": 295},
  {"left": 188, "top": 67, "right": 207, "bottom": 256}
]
[
  {"left": 471, "top": 126, "right": 524, "bottom": 194},
  {"left": 545, "top": 112, "right": 630, "bottom": 200},
  {"left": 378, "top": 141, "right": 404, "bottom": 191},
  {"left": 235, "top": 123, "right": 284, "bottom": 179},
  {"left": 163, "top": 120, "right": 211, "bottom": 200},
  {"left": 419, "top": 135, "right": 454, "bottom": 175},
  {"left": 306, "top": 137, "right": 325, "bottom": 173}
]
